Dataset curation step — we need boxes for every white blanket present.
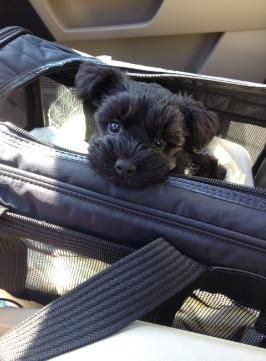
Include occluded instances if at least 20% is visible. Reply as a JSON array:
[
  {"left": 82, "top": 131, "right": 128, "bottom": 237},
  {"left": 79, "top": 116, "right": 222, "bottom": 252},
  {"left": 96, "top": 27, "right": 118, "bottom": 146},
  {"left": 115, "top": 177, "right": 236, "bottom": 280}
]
[{"left": 207, "top": 137, "right": 254, "bottom": 186}]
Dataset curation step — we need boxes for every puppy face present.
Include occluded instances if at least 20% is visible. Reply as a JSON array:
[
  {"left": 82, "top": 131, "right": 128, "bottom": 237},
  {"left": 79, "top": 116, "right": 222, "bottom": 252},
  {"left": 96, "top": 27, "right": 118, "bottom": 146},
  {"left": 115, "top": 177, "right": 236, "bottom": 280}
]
[
  {"left": 76, "top": 63, "right": 219, "bottom": 187},
  {"left": 89, "top": 92, "right": 185, "bottom": 187}
]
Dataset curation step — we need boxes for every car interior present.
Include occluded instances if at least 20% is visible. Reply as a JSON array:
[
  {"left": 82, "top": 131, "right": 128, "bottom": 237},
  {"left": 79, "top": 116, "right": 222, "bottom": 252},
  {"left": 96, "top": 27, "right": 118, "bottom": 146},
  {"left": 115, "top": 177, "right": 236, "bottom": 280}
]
[{"left": 0, "top": 1, "right": 265, "bottom": 360}]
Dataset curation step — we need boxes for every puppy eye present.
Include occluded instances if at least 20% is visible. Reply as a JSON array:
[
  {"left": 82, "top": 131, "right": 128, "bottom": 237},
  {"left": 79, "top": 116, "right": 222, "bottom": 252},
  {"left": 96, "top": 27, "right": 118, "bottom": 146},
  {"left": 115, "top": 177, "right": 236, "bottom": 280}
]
[
  {"left": 154, "top": 139, "right": 166, "bottom": 148},
  {"left": 109, "top": 121, "right": 121, "bottom": 134}
]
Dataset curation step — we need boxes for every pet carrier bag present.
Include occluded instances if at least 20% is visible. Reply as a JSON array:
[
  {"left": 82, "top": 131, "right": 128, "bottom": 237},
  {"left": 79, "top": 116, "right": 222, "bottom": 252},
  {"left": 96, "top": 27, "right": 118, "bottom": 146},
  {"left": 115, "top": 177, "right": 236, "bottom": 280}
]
[{"left": 0, "top": 26, "right": 265, "bottom": 361}]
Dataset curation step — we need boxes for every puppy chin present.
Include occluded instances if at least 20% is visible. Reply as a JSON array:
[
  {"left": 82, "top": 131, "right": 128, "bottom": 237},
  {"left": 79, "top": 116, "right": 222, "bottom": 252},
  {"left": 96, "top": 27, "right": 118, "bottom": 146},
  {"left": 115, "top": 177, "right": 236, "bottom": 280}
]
[
  {"left": 113, "top": 171, "right": 167, "bottom": 188},
  {"left": 111, "top": 168, "right": 170, "bottom": 188}
]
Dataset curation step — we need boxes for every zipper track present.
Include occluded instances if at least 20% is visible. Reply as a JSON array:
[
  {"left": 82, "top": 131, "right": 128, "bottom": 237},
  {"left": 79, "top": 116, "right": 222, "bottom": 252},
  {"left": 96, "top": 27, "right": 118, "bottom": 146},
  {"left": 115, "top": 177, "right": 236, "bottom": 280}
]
[
  {"left": 167, "top": 175, "right": 266, "bottom": 197},
  {"left": 6, "top": 122, "right": 87, "bottom": 155},
  {"left": 127, "top": 72, "right": 266, "bottom": 89},
  {"left": 4, "top": 122, "right": 266, "bottom": 198},
  {"left": 0, "top": 211, "right": 133, "bottom": 259}
]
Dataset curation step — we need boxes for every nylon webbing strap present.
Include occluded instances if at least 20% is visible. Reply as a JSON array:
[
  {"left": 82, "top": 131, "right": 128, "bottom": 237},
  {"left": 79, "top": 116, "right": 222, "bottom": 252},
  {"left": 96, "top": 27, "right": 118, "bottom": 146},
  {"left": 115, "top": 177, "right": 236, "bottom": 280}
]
[{"left": 0, "top": 238, "right": 206, "bottom": 361}]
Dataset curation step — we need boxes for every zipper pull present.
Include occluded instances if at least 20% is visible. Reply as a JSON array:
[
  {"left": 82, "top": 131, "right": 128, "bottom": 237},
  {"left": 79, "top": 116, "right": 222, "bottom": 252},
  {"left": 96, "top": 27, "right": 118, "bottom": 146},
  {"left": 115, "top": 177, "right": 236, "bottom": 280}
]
[{"left": 0, "top": 204, "right": 9, "bottom": 216}]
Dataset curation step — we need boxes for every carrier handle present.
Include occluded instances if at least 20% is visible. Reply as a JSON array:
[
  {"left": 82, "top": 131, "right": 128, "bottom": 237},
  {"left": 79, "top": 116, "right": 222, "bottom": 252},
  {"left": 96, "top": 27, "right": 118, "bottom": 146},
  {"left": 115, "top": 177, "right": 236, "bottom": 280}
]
[{"left": 0, "top": 237, "right": 206, "bottom": 361}]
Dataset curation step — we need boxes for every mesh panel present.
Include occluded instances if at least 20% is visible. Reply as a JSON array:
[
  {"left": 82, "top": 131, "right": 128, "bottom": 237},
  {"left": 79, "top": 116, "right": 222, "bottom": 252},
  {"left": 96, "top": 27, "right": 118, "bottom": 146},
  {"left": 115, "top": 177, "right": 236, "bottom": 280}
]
[
  {"left": 23, "top": 238, "right": 109, "bottom": 296},
  {"left": 40, "top": 77, "right": 84, "bottom": 128},
  {"left": 0, "top": 88, "right": 27, "bottom": 128},
  {"left": 0, "top": 214, "right": 132, "bottom": 303},
  {"left": 20, "top": 231, "right": 131, "bottom": 302},
  {"left": 0, "top": 233, "right": 27, "bottom": 295},
  {"left": 219, "top": 120, "right": 266, "bottom": 165},
  {"left": 173, "top": 278, "right": 266, "bottom": 348}
]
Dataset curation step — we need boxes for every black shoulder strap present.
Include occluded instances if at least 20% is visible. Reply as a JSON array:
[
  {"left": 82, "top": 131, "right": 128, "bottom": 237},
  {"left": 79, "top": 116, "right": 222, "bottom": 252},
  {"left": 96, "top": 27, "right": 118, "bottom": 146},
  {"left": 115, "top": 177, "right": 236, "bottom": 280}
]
[{"left": 0, "top": 238, "right": 206, "bottom": 361}]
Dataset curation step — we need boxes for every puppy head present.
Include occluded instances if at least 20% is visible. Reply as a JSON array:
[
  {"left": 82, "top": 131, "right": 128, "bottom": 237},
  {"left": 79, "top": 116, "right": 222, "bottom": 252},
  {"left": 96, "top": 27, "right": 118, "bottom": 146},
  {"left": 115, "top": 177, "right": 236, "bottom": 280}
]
[
  {"left": 76, "top": 63, "right": 220, "bottom": 187},
  {"left": 75, "top": 63, "right": 185, "bottom": 188}
]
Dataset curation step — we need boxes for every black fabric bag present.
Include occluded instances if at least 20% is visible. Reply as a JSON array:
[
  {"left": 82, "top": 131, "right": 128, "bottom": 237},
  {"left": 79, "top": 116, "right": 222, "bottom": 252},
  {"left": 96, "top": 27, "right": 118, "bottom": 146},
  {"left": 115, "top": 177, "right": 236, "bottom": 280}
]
[{"left": 0, "top": 26, "right": 265, "bottom": 360}]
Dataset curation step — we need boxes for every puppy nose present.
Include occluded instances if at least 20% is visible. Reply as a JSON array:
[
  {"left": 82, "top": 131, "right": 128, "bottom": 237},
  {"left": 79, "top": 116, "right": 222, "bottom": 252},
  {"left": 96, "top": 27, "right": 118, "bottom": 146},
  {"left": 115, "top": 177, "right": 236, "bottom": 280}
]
[{"left": 115, "top": 159, "right": 136, "bottom": 177}]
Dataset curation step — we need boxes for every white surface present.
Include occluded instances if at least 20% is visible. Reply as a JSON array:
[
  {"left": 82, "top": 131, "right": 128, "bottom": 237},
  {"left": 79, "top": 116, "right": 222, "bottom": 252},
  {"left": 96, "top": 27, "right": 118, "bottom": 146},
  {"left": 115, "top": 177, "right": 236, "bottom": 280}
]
[
  {"left": 51, "top": 321, "right": 266, "bottom": 361},
  {"left": 207, "top": 137, "right": 254, "bottom": 186},
  {"left": 30, "top": 114, "right": 88, "bottom": 153}
]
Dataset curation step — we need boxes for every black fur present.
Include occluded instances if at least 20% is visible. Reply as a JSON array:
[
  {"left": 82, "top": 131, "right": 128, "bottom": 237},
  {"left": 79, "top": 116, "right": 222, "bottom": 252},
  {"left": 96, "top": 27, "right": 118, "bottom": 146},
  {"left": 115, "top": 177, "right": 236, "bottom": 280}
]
[{"left": 75, "top": 63, "right": 226, "bottom": 188}]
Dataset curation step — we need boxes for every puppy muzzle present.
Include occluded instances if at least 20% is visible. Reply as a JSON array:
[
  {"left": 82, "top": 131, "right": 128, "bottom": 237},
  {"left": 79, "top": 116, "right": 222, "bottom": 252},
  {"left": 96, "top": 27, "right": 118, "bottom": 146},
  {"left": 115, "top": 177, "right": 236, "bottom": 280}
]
[{"left": 88, "top": 135, "right": 171, "bottom": 187}]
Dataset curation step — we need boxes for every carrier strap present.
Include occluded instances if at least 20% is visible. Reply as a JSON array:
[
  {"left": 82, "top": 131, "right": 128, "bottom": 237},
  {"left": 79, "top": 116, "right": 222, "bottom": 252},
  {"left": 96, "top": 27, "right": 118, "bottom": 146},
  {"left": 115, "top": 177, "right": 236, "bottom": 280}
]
[
  {"left": 0, "top": 238, "right": 206, "bottom": 361},
  {"left": 0, "top": 26, "right": 99, "bottom": 100}
]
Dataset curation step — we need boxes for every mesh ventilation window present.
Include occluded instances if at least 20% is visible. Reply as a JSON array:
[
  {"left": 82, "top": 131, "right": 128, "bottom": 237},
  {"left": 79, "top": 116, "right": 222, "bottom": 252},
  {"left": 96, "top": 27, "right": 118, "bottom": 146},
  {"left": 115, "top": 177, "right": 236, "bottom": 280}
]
[
  {"left": 19, "top": 233, "right": 131, "bottom": 302},
  {"left": 0, "top": 218, "right": 132, "bottom": 304},
  {"left": 173, "top": 285, "right": 266, "bottom": 348},
  {"left": 219, "top": 119, "right": 266, "bottom": 165},
  {"left": 40, "top": 77, "right": 84, "bottom": 129},
  {"left": 0, "top": 88, "right": 27, "bottom": 128},
  {"left": 24, "top": 238, "right": 109, "bottom": 297}
]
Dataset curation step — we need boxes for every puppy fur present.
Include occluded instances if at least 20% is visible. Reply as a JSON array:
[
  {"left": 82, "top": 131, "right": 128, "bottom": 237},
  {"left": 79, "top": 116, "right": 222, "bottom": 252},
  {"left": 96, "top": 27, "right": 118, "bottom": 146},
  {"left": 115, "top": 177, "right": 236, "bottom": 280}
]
[{"left": 75, "top": 63, "right": 226, "bottom": 188}]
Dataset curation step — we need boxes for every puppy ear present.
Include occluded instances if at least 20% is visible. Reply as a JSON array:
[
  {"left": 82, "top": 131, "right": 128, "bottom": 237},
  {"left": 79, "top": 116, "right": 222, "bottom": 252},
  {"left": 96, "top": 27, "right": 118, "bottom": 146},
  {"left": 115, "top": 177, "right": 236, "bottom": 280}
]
[
  {"left": 177, "top": 94, "right": 220, "bottom": 150},
  {"left": 75, "top": 63, "right": 126, "bottom": 111}
]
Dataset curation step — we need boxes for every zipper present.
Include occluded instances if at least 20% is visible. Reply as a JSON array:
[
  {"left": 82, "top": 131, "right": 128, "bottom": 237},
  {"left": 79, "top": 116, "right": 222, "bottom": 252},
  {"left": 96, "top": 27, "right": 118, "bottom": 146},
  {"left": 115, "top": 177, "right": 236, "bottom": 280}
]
[
  {"left": 5, "top": 122, "right": 87, "bottom": 156},
  {"left": 166, "top": 175, "right": 266, "bottom": 197},
  {"left": 127, "top": 72, "right": 266, "bottom": 89},
  {"left": 0, "top": 26, "right": 31, "bottom": 47},
  {"left": 0, "top": 211, "right": 133, "bottom": 260},
  {"left": 4, "top": 122, "right": 266, "bottom": 198}
]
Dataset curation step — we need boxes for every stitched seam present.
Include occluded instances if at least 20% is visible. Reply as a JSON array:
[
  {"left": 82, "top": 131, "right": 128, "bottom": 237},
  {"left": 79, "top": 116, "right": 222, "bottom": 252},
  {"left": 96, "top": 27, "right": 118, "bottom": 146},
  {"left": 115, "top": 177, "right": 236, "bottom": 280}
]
[
  {"left": 0, "top": 135, "right": 86, "bottom": 162},
  {"left": 7, "top": 42, "right": 43, "bottom": 64},
  {"left": 214, "top": 269, "right": 266, "bottom": 282},
  {"left": 185, "top": 184, "right": 265, "bottom": 209},
  {"left": 0, "top": 54, "right": 100, "bottom": 96},
  {"left": 179, "top": 185, "right": 265, "bottom": 211},
  {"left": 0, "top": 58, "right": 82, "bottom": 97},
  {"left": 24, "top": 36, "right": 50, "bottom": 55},
  {"left": 5, "top": 166, "right": 264, "bottom": 233},
  {"left": 166, "top": 179, "right": 266, "bottom": 210},
  {"left": 0, "top": 53, "right": 20, "bottom": 75},
  {"left": 0, "top": 172, "right": 265, "bottom": 256}
]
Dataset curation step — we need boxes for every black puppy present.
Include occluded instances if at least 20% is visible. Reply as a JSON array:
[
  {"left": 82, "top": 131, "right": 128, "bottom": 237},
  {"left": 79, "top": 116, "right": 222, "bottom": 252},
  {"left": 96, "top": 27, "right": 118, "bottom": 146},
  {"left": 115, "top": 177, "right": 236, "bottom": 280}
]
[{"left": 75, "top": 63, "right": 226, "bottom": 188}]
